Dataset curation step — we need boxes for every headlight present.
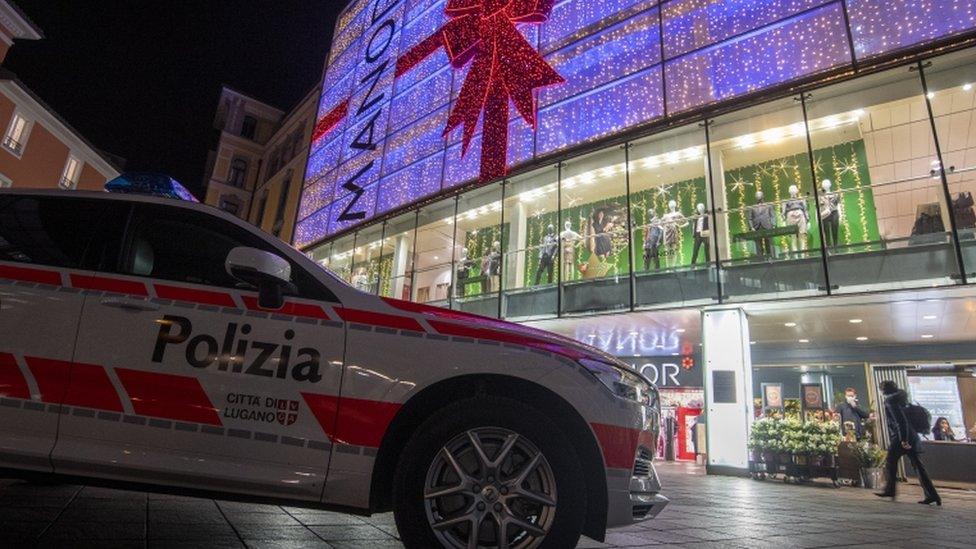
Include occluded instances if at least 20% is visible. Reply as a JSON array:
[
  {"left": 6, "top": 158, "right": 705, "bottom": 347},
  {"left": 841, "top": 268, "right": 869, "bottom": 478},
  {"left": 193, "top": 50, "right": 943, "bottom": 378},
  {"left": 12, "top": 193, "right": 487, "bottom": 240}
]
[{"left": 579, "top": 358, "right": 658, "bottom": 407}]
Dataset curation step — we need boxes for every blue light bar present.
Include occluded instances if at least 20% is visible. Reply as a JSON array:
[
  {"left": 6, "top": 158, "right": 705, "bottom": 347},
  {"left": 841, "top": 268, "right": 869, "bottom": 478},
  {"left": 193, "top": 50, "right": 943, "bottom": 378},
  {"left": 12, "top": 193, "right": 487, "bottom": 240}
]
[{"left": 105, "top": 172, "right": 199, "bottom": 202}]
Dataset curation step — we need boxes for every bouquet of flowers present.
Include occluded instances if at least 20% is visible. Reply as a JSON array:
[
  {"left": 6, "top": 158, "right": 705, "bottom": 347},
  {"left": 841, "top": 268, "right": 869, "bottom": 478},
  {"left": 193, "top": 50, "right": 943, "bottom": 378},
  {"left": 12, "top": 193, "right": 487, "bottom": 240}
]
[{"left": 853, "top": 441, "right": 886, "bottom": 469}]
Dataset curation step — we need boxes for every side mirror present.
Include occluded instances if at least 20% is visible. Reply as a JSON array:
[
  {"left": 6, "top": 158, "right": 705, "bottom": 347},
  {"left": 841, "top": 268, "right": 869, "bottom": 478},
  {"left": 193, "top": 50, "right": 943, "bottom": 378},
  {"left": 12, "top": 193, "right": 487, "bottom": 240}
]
[{"left": 225, "top": 247, "right": 293, "bottom": 310}]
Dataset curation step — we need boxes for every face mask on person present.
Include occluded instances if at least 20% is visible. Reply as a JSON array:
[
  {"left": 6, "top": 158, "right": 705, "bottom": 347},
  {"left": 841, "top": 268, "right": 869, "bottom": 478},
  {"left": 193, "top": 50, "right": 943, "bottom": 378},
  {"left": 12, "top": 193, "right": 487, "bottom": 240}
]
[{"left": 846, "top": 395, "right": 856, "bottom": 405}]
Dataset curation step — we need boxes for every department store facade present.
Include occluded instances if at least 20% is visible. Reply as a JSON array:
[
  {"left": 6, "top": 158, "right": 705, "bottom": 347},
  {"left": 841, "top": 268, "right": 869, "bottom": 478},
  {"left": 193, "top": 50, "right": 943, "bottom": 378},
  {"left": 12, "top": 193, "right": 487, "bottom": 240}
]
[{"left": 296, "top": 0, "right": 976, "bottom": 475}]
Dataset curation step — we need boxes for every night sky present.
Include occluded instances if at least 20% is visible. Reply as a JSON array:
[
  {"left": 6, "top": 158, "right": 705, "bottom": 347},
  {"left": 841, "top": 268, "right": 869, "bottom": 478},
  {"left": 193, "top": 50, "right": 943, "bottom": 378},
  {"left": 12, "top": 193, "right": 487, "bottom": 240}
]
[{"left": 5, "top": 1, "right": 343, "bottom": 196}]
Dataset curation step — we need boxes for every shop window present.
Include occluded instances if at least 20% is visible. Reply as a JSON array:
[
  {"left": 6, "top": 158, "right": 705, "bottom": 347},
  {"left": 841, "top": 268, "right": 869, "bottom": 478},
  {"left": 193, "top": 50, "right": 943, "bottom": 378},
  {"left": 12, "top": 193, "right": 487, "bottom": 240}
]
[
  {"left": 708, "top": 97, "right": 827, "bottom": 302},
  {"left": 923, "top": 48, "right": 976, "bottom": 281},
  {"left": 628, "top": 125, "right": 717, "bottom": 309},
  {"left": 414, "top": 197, "right": 458, "bottom": 306},
  {"left": 453, "top": 184, "right": 504, "bottom": 317},
  {"left": 501, "top": 166, "right": 559, "bottom": 320},
  {"left": 378, "top": 212, "right": 417, "bottom": 301},
  {"left": 560, "top": 146, "right": 631, "bottom": 315},
  {"left": 328, "top": 233, "right": 356, "bottom": 283},
  {"left": 806, "top": 65, "right": 962, "bottom": 292},
  {"left": 349, "top": 223, "right": 383, "bottom": 295}
]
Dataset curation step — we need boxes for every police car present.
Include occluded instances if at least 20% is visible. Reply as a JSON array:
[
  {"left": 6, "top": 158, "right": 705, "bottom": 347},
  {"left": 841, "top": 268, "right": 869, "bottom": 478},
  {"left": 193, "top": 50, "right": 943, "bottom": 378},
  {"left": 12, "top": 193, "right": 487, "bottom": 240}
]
[{"left": 0, "top": 178, "right": 666, "bottom": 548}]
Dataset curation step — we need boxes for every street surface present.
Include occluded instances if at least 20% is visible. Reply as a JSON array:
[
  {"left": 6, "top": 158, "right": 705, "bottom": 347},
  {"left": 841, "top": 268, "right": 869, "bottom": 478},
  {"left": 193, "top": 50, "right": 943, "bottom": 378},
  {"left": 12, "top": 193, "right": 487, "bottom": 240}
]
[{"left": 3, "top": 462, "right": 974, "bottom": 548}]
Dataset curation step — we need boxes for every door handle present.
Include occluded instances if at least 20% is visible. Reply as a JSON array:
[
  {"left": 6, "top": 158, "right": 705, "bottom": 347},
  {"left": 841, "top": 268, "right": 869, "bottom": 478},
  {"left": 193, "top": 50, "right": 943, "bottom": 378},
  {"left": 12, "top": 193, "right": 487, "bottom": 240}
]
[{"left": 100, "top": 297, "right": 160, "bottom": 312}]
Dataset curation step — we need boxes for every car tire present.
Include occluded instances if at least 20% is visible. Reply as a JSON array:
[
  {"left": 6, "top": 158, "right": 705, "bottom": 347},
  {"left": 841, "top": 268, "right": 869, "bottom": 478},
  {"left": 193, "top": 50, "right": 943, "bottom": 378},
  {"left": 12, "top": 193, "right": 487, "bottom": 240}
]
[{"left": 393, "top": 396, "right": 586, "bottom": 549}]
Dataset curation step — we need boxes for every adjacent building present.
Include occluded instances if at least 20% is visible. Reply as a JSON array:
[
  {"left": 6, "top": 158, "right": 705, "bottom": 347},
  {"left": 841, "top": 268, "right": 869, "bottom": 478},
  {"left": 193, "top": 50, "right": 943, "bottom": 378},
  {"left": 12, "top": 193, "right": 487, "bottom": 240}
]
[
  {"left": 0, "top": 1, "right": 120, "bottom": 190},
  {"left": 299, "top": 1, "right": 976, "bottom": 479}
]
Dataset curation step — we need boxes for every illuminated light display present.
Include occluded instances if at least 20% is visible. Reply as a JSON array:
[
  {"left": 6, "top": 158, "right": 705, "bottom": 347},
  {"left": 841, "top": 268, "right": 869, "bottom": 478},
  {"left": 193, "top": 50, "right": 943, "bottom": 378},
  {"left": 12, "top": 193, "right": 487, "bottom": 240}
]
[{"left": 296, "top": 0, "right": 976, "bottom": 248}]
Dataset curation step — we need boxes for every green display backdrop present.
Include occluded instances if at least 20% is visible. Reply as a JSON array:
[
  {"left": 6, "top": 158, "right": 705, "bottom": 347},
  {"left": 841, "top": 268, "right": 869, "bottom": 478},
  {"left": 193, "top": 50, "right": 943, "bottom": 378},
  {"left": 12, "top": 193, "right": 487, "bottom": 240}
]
[
  {"left": 630, "top": 176, "right": 709, "bottom": 269},
  {"left": 461, "top": 223, "right": 509, "bottom": 296},
  {"left": 724, "top": 139, "right": 880, "bottom": 259}
]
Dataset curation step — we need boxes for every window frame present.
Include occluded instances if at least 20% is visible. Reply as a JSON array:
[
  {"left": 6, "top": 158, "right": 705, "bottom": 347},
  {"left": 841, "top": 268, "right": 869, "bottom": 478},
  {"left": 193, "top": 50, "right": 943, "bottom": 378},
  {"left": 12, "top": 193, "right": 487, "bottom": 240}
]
[
  {"left": 2, "top": 112, "right": 32, "bottom": 157},
  {"left": 59, "top": 154, "right": 83, "bottom": 190},
  {"left": 228, "top": 157, "right": 248, "bottom": 188}
]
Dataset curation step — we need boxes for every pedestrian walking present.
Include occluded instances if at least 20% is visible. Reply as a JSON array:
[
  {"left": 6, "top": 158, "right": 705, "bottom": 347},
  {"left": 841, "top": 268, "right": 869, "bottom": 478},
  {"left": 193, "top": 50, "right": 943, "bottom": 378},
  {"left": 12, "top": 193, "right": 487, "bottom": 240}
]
[{"left": 875, "top": 380, "right": 941, "bottom": 505}]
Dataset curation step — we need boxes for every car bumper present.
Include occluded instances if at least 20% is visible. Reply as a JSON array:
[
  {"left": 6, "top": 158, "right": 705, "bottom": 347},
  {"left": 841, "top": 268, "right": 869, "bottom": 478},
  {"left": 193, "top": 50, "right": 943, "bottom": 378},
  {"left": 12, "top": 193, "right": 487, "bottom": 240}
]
[{"left": 606, "top": 461, "right": 669, "bottom": 528}]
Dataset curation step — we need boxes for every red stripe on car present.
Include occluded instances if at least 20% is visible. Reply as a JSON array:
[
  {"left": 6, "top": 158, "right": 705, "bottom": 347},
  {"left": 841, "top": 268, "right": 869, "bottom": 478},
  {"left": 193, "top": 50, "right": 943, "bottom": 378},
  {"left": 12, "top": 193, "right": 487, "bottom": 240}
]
[
  {"left": 334, "top": 308, "right": 425, "bottom": 332},
  {"left": 115, "top": 368, "right": 222, "bottom": 426},
  {"left": 155, "top": 284, "right": 236, "bottom": 308},
  {"left": 300, "top": 392, "right": 402, "bottom": 448},
  {"left": 590, "top": 422, "right": 640, "bottom": 470},
  {"left": 0, "top": 264, "right": 61, "bottom": 286},
  {"left": 0, "top": 353, "right": 30, "bottom": 399},
  {"left": 70, "top": 274, "right": 148, "bottom": 297},
  {"left": 25, "top": 357, "right": 123, "bottom": 412},
  {"left": 240, "top": 296, "right": 330, "bottom": 320}
]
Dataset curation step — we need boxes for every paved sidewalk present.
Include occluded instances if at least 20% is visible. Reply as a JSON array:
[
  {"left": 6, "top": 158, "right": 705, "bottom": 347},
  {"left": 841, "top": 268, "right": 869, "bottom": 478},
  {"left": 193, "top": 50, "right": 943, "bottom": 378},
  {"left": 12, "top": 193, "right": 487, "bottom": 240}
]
[{"left": 2, "top": 461, "right": 973, "bottom": 547}]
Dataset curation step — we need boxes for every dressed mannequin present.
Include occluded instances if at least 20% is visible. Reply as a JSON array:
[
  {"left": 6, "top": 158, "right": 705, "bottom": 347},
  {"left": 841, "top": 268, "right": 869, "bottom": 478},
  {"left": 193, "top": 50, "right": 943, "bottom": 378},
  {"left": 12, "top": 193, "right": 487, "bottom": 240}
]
[
  {"left": 952, "top": 191, "right": 975, "bottom": 231},
  {"left": 560, "top": 221, "right": 581, "bottom": 281},
  {"left": 455, "top": 247, "right": 473, "bottom": 297},
  {"left": 483, "top": 240, "right": 501, "bottom": 292},
  {"left": 660, "top": 200, "right": 688, "bottom": 268},
  {"left": 749, "top": 191, "right": 776, "bottom": 257},
  {"left": 535, "top": 224, "right": 558, "bottom": 285},
  {"left": 782, "top": 185, "right": 809, "bottom": 253},
  {"left": 350, "top": 266, "right": 370, "bottom": 293},
  {"left": 691, "top": 203, "right": 711, "bottom": 265},
  {"left": 819, "top": 179, "right": 841, "bottom": 247},
  {"left": 643, "top": 211, "right": 664, "bottom": 270},
  {"left": 590, "top": 209, "right": 614, "bottom": 261}
]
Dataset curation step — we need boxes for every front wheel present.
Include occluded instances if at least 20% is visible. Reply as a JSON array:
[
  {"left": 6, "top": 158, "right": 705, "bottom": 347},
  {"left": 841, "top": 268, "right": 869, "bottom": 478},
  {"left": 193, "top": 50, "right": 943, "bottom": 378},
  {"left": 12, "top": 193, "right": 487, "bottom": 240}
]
[{"left": 393, "top": 397, "right": 586, "bottom": 548}]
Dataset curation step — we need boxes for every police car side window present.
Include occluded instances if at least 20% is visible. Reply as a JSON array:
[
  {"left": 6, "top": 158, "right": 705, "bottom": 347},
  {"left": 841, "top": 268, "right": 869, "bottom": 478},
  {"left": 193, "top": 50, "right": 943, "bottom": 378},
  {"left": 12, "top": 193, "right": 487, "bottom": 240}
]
[
  {"left": 0, "top": 196, "right": 125, "bottom": 270},
  {"left": 124, "top": 204, "right": 334, "bottom": 301}
]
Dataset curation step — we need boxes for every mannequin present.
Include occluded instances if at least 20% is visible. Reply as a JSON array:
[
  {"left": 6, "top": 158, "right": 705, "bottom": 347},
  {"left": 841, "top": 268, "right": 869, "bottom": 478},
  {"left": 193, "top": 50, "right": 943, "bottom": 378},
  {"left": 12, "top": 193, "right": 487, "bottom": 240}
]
[
  {"left": 782, "top": 185, "right": 809, "bottom": 253},
  {"left": 590, "top": 209, "right": 614, "bottom": 261},
  {"left": 560, "top": 220, "right": 581, "bottom": 281},
  {"left": 691, "top": 203, "right": 711, "bottom": 264},
  {"left": 455, "top": 247, "right": 473, "bottom": 297},
  {"left": 819, "top": 179, "right": 841, "bottom": 247},
  {"left": 535, "top": 224, "right": 558, "bottom": 285},
  {"left": 351, "top": 266, "right": 370, "bottom": 293},
  {"left": 643, "top": 211, "right": 663, "bottom": 270},
  {"left": 483, "top": 240, "right": 501, "bottom": 292},
  {"left": 660, "top": 200, "right": 688, "bottom": 268},
  {"left": 749, "top": 191, "right": 775, "bottom": 257},
  {"left": 953, "top": 191, "right": 976, "bottom": 230}
]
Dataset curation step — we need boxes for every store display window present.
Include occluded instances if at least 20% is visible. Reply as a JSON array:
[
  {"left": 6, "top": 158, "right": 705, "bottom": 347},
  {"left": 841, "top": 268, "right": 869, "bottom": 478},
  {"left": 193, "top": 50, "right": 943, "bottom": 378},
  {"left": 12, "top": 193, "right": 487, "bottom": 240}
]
[
  {"left": 326, "top": 233, "right": 355, "bottom": 283},
  {"left": 453, "top": 183, "right": 504, "bottom": 317},
  {"left": 349, "top": 224, "right": 384, "bottom": 295},
  {"left": 924, "top": 48, "right": 976, "bottom": 281},
  {"left": 377, "top": 212, "right": 417, "bottom": 301},
  {"left": 806, "top": 64, "right": 962, "bottom": 292},
  {"left": 709, "top": 97, "right": 828, "bottom": 301},
  {"left": 501, "top": 166, "right": 560, "bottom": 320},
  {"left": 559, "top": 147, "right": 631, "bottom": 315},
  {"left": 413, "top": 197, "right": 457, "bottom": 306},
  {"left": 628, "top": 125, "right": 716, "bottom": 308}
]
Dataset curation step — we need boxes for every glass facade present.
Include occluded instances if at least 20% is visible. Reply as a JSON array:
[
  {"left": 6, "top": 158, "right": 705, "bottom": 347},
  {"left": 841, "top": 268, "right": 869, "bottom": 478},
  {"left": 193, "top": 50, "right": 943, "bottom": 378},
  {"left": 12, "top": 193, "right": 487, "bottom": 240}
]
[{"left": 306, "top": 48, "right": 976, "bottom": 319}]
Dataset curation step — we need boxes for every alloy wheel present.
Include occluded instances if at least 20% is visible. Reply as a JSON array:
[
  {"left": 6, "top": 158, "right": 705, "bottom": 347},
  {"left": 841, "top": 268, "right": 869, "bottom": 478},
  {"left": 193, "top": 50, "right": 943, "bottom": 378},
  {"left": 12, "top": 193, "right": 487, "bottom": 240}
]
[{"left": 423, "top": 427, "right": 558, "bottom": 549}]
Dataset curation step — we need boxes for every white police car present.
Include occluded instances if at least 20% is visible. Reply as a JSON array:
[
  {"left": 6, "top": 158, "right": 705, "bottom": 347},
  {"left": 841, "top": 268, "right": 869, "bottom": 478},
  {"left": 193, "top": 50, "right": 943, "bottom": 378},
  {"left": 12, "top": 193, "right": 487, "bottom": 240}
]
[{"left": 0, "top": 179, "right": 666, "bottom": 548}]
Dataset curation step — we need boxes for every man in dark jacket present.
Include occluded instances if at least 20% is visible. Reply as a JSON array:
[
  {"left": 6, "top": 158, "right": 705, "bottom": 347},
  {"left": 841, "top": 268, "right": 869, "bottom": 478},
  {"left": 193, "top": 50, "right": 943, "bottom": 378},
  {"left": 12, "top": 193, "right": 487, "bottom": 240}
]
[
  {"left": 835, "top": 387, "right": 871, "bottom": 439},
  {"left": 876, "top": 380, "right": 940, "bottom": 505}
]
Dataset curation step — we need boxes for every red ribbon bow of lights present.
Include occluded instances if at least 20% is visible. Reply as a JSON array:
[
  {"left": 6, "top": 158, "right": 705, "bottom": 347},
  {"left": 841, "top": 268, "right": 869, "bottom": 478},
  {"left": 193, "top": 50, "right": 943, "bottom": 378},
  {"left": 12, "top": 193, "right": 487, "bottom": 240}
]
[{"left": 399, "top": 0, "right": 564, "bottom": 182}]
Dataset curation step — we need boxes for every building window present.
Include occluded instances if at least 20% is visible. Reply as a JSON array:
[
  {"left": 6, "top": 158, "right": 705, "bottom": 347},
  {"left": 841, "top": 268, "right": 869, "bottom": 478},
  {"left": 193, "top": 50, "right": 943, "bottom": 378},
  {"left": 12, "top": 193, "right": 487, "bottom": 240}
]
[
  {"left": 228, "top": 158, "right": 248, "bottom": 188},
  {"left": 218, "top": 198, "right": 240, "bottom": 216},
  {"left": 0, "top": 173, "right": 11, "bottom": 188},
  {"left": 255, "top": 190, "right": 269, "bottom": 228},
  {"left": 3, "top": 113, "right": 30, "bottom": 156},
  {"left": 272, "top": 172, "right": 293, "bottom": 236},
  {"left": 59, "top": 155, "right": 83, "bottom": 190},
  {"left": 241, "top": 116, "right": 257, "bottom": 140}
]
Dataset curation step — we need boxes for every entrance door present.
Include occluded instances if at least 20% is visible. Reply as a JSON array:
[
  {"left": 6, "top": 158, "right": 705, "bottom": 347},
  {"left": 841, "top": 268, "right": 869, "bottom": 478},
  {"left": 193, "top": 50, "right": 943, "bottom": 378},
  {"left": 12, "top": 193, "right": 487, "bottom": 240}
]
[{"left": 57, "top": 202, "right": 345, "bottom": 501}]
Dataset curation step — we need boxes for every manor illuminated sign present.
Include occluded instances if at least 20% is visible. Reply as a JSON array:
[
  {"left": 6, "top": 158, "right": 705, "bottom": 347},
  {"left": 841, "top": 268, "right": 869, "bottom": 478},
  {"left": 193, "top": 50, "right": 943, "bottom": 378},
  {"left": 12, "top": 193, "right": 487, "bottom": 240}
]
[{"left": 296, "top": 0, "right": 976, "bottom": 248}]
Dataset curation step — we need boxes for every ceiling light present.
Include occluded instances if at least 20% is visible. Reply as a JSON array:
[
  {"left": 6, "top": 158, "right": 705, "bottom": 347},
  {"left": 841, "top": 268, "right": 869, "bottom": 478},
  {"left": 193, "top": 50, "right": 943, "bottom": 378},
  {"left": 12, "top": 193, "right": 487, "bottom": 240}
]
[
  {"left": 750, "top": 341, "right": 756, "bottom": 345},
  {"left": 798, "top": 339, "right": 810, "bottom": 343},
  {"left": 964, "top": 83, "right": 973, "bottom": 91},
  {"left": 849, "top": 319, "right": 862, "bottom": 324},
  {"left": 852, "top": 109, "right": 865, "bottom": 117},
  {"left": 922, "top": 315, "right": 937, "bottom": 320},
  {"left": 432, "top": 256, "right": 438, "bottom": 260},
  {"left": 926, "top": 91, "right": 935, "bottom": 99},
  {"left": 675, "top": 328, "right": 686, "bottom": 333},
  {"left": 921, "top": 334, "right": 934, "bottom": 339},
  {"left": 784, "top": 322, "right": 797, "bottom": 327},
  {"left": 856, "top": 336, "right": 868, "bottom": 341}
]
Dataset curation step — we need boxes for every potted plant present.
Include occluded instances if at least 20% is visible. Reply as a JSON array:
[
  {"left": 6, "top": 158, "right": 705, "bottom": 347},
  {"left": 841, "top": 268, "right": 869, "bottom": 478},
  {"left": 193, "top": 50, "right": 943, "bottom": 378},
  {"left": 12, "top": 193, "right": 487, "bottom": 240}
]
[{"left": 854, "top": 441, "right": 886, "bottom": 489}]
